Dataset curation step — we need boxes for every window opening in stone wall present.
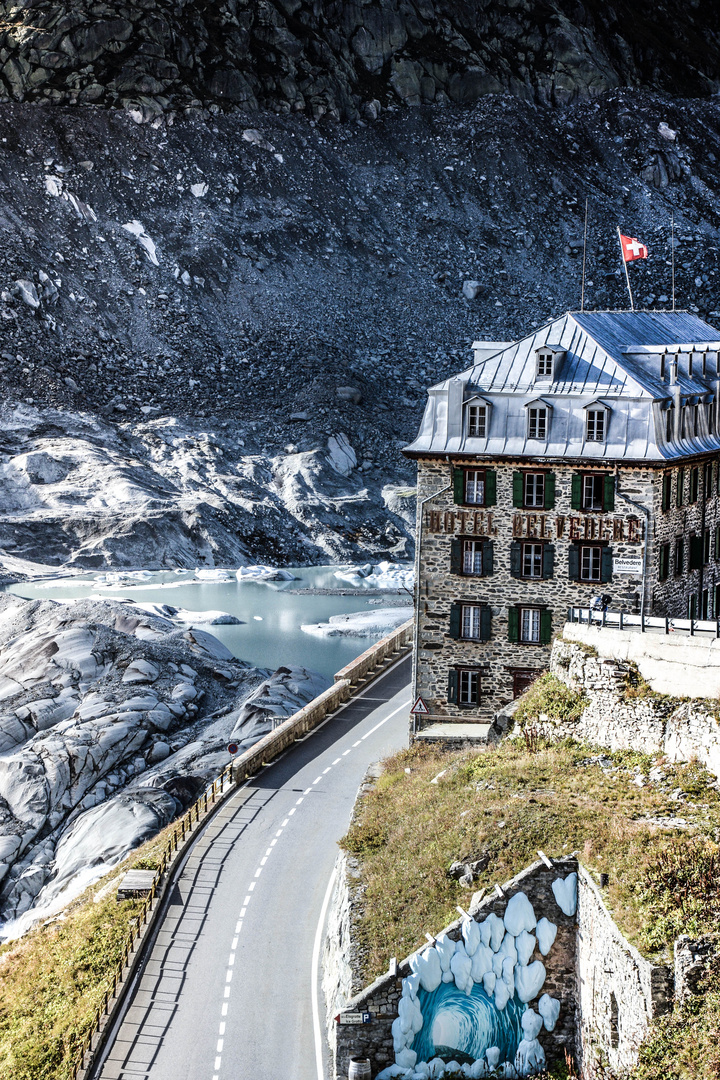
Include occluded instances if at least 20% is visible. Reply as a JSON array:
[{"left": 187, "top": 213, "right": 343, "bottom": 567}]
[
  {"left": 467, "top": 405, "right": 487, "bottom": 438},
  {"left": 461, "top": 605, "right": 482, "bottom": 639},
  {"left": 659, "top": 543, "right": 670, "bottom": 581},
  {"left": 586, "top": 409, "right": 605, "bottom": 441},
  {"left": 702, "top": 589, "right": 709, "bottom": 619},
  {"left": 705, "top": 529, "right": 711, "bottom": 563},
  {"left": 609, "top": 992, "right": 619, "bottom": 1049},
  {"left": 512, "top": 670, "right": 538, "bottom": 698},
  {"left": 458, "top": 668, "right": 480, "bottom": 705},
  {"left": 690, "top": 466, "right": 699, "bottom": 503},
  {"left": 715, "top": 525, "right": 720, "bottom": 560},
  {"left": 520, "top": 607, "right": 541, "bottom": 642},
  {"left": 580, "top": 545, "right": 602, "bottom": 581},
  {"left": 464, "top": 470, "right": 485, "bottom": 504},
  {"left": 675, "top": 537, "right": 684, "bottom": 575},
  {"left": 704, "top": 462, "right": 713, "bottom": 500},
  {"left": 661, "top": 472, "right": 672, "bottom": 512},
  {"left": 582, "top": 475, "right": 604, "bottom": 511},
  {"left": 677, "top": 467, "right": 685, "bottom": 506},
  {"left": 463, "top": 540, "right": 483, "bottom": 575},
  {"left": 528, "top": 407, "right": 548, "bottom": 440},
  {"left": 522, "top": 542, "right": 543, "bottom": 579},
  {"left": 524, "top": 472, "right": 545, "bottom": 508}
]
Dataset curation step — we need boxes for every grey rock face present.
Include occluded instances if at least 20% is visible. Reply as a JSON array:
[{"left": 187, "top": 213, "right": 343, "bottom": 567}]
[{"left": 0, "top": 593, "right": 329, "bottom": 937}]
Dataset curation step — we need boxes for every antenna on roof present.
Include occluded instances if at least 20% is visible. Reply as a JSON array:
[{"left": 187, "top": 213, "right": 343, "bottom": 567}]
[
  {"left": 671, "top": 211, "right": 676, "bottom": 311},
  {"left": 580, "top": 198, "right": 589, "bottom": 312}
]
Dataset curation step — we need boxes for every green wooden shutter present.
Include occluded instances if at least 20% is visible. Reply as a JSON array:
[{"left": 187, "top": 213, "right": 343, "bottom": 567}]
[
  {"left": 480, "top": 606, "right": 492, "bottom": 641},
  {"left": 662, "top": 473, "right": 671, "bottom": 512},
  {"left": 544, "top": 472, "right": 556, "bottom": 509},
  {"left": 540, "top": 610, "right": 552, "bottom": 644},
  {"left": 510, "top": 542, "right": 522, "bottom": 578},
  {"left": 507, "top": 606, "right": 519, "bottom": 642},
  {"left": 689, "top": 536, "right": 703, "bottom": 570},
  {"left": 453, "top": 467, "right": 464, "bottom": 505},
  {"left": 449, "top": 603, "right": 462, "bottom": 638},
  {"left": 568, "top": 544, "right": 580, "bottom": 581},
  {"left": 603, "top": 474, "right": 615, "bottom": 512},
  {"left": 659, "top": 545, "right": 668, "bottom": 581},
  {"left": 690, "top": 468, "right": 699, "bottom": 503},
  {"left": 450, "top": 539, "right": 462, "bottom": 575},
  {"left": 601, "top": 547, "right": 614, "bottom": 583},
  {"left": 482, "top": 540, "right": 493, "bottom": 576},
  {"left": 512, "top": 472, "right": 524, "bottom": 508},
  {"left": 447, "top": 668, "right": 459, "bottom": 704},
  {"left": 676, "top": 468, "right": 684, "bottom": 507},
  {"left": 542, "top": 544, "right": 555, "bottom": 579},
  {"left": 484, "top": 469, "right": 497, "bottom": 506},
  {"left": 571, "top": 474, "right": 582, "bottom": 510}
]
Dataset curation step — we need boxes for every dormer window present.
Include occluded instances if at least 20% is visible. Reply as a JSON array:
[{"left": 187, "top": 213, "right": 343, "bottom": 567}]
[
  {"left": 528, "top": 406, "right": 548, "bottom": 440},
  {"left": 536, "top": 351, "right": 554, "bottom": 378},
  {"left": 468, "top": 404, "right": 486, "bottom": 437},
  {"left": 584, "top": 401, "right": 610, "bottom": 443}
]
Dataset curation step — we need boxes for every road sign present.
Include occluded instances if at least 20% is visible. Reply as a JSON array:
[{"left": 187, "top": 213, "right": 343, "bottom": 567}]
[
  {"left": 335, "top": 1012, "right": 372, "bottom": 1025},
  {"left": 613, "top": 555, "right": 643, "bottom": 575},
  {"left": 410, "top": 696, "right": 429, "bottom": 715},
  {"left": 227, "top": 743, "right": 239, "bottom": 755}
]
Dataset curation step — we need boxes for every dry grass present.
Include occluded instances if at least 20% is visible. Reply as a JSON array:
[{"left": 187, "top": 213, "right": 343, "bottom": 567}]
[
  {"left": 341, "top": 739, "right": 720, "bottom": 983},
  {"left": 0, "top": 820, "right": 178, "bottom": 1080}
]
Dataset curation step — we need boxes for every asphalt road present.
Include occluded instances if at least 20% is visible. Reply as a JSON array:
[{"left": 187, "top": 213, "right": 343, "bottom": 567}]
[{"left": 95, "top": 655, "right": 411, "bottom": 1080}]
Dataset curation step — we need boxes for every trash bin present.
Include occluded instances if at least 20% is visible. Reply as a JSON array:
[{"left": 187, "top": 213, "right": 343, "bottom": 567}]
[{"left": 348, "top": 1057, "right": 371, "bottom": 1080}]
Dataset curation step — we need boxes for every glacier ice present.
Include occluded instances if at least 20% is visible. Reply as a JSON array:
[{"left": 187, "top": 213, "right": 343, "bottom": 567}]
[
  {"left": 521, "top": 1009, "right": 543, "bottom": 1040},
  {"left": 503, "top": 892, "right": 537, "bottom": 936},
  {"left": 514, "top": 960, "right": 547, "bottom": 1003},
  {"left": 552, "top": 873, "right": 578, "bottom": 917},
  {"left": 515, "top": 930, "right": 536, "bottom": 966},
  {"left": 535, "top": 917, "right": 557, "bottom": 956},
  {"left": 538, "top": 993, "right": 561, "bottom": 1032}
]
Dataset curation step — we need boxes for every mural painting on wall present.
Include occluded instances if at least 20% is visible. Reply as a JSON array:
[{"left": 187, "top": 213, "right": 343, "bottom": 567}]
[{"left": 377, "top": 874, "right": 577, "bottom": 1080}]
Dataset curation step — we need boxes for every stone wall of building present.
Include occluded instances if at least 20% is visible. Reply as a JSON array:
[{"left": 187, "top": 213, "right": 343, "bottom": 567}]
[
  {"left": 548, "top": 633, "right": 720, "bottom": 778},
  {"left": 414, "top": 458, "right": 653, "bottom": 725},
  {"left": 576, "top": 865, "right": 673, "bottom": 1079}
]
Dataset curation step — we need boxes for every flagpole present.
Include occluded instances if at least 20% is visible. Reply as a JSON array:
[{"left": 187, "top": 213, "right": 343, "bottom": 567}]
[
  {"left": 617, "top": 227, "right": 634, "bottom": 311},
  {"left": 580, "top": 197, "right": 589, "bottom": 311},
  {"left": 671, "top": 212, "right": 676, "bottom": 311}
]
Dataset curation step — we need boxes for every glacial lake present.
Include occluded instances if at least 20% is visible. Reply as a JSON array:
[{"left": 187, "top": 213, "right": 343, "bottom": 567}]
[{"left": 4, "top": 565, "right": 413, "bottom": 680}]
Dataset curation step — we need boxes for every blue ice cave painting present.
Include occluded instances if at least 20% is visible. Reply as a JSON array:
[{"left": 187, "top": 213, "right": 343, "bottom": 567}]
[{"left": 377, "top": 874, "right": 575, "bottom": 1079}]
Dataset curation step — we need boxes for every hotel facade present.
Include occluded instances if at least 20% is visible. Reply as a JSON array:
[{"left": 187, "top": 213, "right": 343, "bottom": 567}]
[{"left": 404, "top": 311, "right": 720, "bottom": 730}]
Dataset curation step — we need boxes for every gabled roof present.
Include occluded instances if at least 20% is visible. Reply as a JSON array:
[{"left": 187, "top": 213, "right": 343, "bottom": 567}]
[{"left": 406, "top": 310, "right": 720, "bottom": 462}]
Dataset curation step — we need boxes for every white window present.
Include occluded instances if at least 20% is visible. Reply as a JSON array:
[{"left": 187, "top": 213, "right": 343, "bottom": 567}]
[
  {"left": 468, "top": 405, "right": 487, "bottom": 438},
  {"left": 522, "top": 543, "right": 543, "bottom": 579},
  {"left": 586, "top": 409, "right": 606, "bottom": 441},
  {"left": 524, "top": 473, "right": 545, "bottom": 507},
  {"left": 459, "top": 669, "right": 479, "bottom": 705},
  {"left": 582, "top": 475, "right": 604, "bottom": 510},
  {"left": 464, "top": 470, "right": 485, "bottom": 504},
  {"left": 528, "top": 407, "right": 548, "bottom": 440},
  {"left": 536, "top": 352, "right": 553, "bottom": 378},
  {"left": 580, "top": 546, "right": 602, "bottom": 582},
  {"left": 461, "top": 605, "right": 482, "bottom": 639},
  {"left": 463, "top": 540, "right": 483, "bottom": 575},
  {"left": 520, "top": 607, "right": 541, "bottom": 643}
]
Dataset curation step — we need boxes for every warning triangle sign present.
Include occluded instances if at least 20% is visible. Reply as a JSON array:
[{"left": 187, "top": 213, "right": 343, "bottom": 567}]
[{"left": 410, "top": 696, "right": 429, "bottom": 715}]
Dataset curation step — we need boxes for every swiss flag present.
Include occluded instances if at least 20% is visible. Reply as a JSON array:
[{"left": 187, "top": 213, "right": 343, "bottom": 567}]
[{"left": 620, "top": 234, "right": 649, "bottom": 262}]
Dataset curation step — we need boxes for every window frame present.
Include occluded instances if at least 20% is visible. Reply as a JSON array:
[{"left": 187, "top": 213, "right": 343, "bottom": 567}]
[
  {"left": 523, "top": 472, "right": 546, "bottom": 508},
  {"left": 519, "top": 606, "right": 542, "bottom": 643},
  {"left": 521, "top": 541, "right": 544, "bottom": 579},
  {"left": 458, "top": 667, "right": 480, "bottom": 706},
  {"left": 582, "top": 474, "right": 605, "bottom": 511},
  {"left": 658, "top": 542, "right": 670, "bottom": 582},
  {"left": 535, "top": 351, "right": 554, "bottom": 379},
  {"left": 527, "top": 406, "right": 548, "bottom": 440},
  {"left": 467, "top": 404, "right": 487, "bottom": 439},
  {"left": 585, "top": 408, "right": 606, "bottom": 442},
  {"left": 462, "top": 539, "right": 483, "bottom": 576},
  {"left": 464, "top": 468, "right": 486, "bottom": 506},
  {"left": 674, "top": 536, "right": 684, "bottom": 576}
]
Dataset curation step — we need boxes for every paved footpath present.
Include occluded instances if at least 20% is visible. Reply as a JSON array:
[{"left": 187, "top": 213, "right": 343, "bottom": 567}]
[{"left": 95, "top": 656, "right": 411, "bottom": 1080}]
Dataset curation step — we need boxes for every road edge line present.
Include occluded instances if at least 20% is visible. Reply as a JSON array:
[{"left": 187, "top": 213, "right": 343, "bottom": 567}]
[{"left": 312, "top": 865, "right": 338, "bottom": 1080}]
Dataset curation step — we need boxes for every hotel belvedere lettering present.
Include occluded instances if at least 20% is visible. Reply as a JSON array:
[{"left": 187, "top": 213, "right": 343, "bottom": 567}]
[{"left": 426, "top": 509, "right": 644, "bottom": 543}]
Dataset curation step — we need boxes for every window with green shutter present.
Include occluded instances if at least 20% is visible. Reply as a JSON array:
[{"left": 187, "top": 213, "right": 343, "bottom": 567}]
[
  {"left": 509, "top": 542, "right": 522, "bottom": 578},
  {"left": 661, "top": 472, "right": 671, "bottom": 512},
  {"left": 449, "top": 603, "right": 461, "bottom": 638},
  {"left": 512, "top": 472, "right": 524, "bottom": 508},
  {"left": 542, "top": 545, "right": 555, "bottom": 579},
  {"left": 484, "top": 469, "right": 497, "bottom": 506},
  {"left": 452, "top": 467, "right": 464, "bottom": 505},
  {"left": 482, "top": 540, "right": 494, "bottom": 575},
  {"left": 447, "top": 668, "right": 459, "bottom": 704},
  {"left": 601, "top": 547, "right": 613, "bottom": 583},
  {"left": 544, "top": 473, "right": 556, "bottom": 509},
  {"left": 480, "top": 606, "right": 492, "bottom": 641},
  {"left": 659, "top": 543, "right": 670, "bottom": 581},
  {"left": 540, "top": 610, "right": 552, "bottom": 644},
  {"left": 450, "top": 539, "right": 463, "bottom": 575},
  {"left": 568, "top": 545, "right": 580, "bottom": 581},
  {"left": 571, "top": 474, "right": 582, "bottom": 510},
  {"left": 507, "top": 606, "right": 519, "bottom": 642},
  {"left": 603, "top": 474, "right": 615, "bottom": 512},
  {"left": 689, "top": 536, "right": 703, "bottom": 570}
]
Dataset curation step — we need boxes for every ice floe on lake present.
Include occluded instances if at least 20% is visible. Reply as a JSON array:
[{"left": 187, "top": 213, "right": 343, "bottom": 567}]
[
  {"left": 301, "top": 607, "right": 412, "bottom": 638},
  {"left": 334, "top": 560, "right": 414, "bottom": 590}
]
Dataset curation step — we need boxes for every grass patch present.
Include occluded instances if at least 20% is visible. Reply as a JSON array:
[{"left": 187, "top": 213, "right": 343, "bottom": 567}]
[
  {"left": 0, "top": 820, "right": 179, "bottom": 1080},
  {"left": 513, "top": 672, "right": 588, "bottom": 728},
  {"left": 340, "top": 740, "right": 720, "bottom": 983}
]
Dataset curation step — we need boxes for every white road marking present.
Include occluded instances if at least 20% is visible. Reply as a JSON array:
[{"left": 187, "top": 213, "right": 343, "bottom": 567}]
[
  {"left": 288, "top": 808, "right": 296, "bottom": 816},
  {"left": 226, "top": 970, "right": 233, "bottom": 983},
  {"left": 223, "top": 987, "right": 230, "bottom": 999},
  {"left": 342, "top": 749, "right": 351, "bottom": 756},
  {"left": 217, "top": 1039, "right": 224, "bottom": 1053},
  {"left": 249, "top": 881, "right": 256, "bottom": 890},
  {"left": 313, "top": 776, "right": 322, "bottom": 784},
  {"left": 270, "top": 838, "right": 277, "bottom": 847},
  {"left": 312, "top": 867, "right": 337, "bottom": 1080},
  {"left": 296, "top": 796, "right": 304, "bottom": 804},
  {"left": 228, "top": 954, "right": 235, "bottom": 966},
  {"left": 362, "top": 699, "right": 410, "bottom": 740},
  {"left": 231, "top": 937, "right": 238, "bottom": 949},
  {"left": 236, "top": 921, "right": 243, "bottom": 931},
  {"left": 304, "top": 788, "right": 312, "bottom": 795},
  {"left": 239, "top": 908, "right": 246, "bottom": 918},
  {"left": 332, "top": 758, "right": 341, "bottom": 765},
  {"left": 254, "top": 867, "right": 262, "bottom": 877},
  {"left": 215, "top": 1056, "right": 222, "bottom": 1070},
  {"left": 222, "top": 1003, "right": 228, "bottom": 1017},
  {"left": 352, "top": 740, "right": 361, "bottom": 747},
  {"left": 243, "top": 895, "right": 251, "bottom": 906},
  {"left": 219, "top": 1022, "right": 226, "bottom": 1035},
  {"left": 260, "top": 857, "right": 268, "bottom": 866},
  {"left": 322, "top": 767, "right": 331, "bottom": 774},
  {"left": 281, "top": 818, "right": 289, "bottom": 826}
]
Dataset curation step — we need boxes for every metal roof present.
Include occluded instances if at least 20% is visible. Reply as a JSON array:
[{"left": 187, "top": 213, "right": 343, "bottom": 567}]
[{"left": 405, "top": 310, "right": 720, "bottom": 462}]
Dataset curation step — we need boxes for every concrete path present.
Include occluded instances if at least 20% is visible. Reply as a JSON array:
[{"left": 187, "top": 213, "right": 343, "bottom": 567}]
[{"left": 94, "top": 656, "right": 411, "bottom": 1080}]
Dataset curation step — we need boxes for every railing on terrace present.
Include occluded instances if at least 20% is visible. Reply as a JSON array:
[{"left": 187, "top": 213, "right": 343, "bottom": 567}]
[{"left": 568, "top": 607, "right": 720, "bottom": 638}]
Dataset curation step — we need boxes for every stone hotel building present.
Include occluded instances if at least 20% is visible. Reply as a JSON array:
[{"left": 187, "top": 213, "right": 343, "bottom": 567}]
[{"left": 404, "top": 310, "right": 720, "bottom": 731}]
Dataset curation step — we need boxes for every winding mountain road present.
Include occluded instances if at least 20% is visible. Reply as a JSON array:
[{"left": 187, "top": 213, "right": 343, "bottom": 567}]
[{"left": 94, "top": 656, "right": 411, "bottom": 1080}]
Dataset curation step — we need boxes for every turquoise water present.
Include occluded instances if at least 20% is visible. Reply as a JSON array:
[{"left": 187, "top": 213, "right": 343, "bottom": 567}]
[
  {"left": 3, "top": 565, "right": 412, "bottom": 681},
  {"left": 412, "top": 982, "right": 525, "bottom": 1065}
]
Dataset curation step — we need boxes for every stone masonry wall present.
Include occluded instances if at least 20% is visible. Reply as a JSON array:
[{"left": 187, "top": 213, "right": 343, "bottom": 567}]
[
  {"left": 329, "top": 856, "right": 579, "bottom": 1079},
  {"left": 549, "top": 634, "right": 720, "bottom": 778},
  {"left": 576, "top": 865, "right": 673, "bottom": 1079},
  {"left": 415, "top": 458, "right": 654, "bottom": 725}
]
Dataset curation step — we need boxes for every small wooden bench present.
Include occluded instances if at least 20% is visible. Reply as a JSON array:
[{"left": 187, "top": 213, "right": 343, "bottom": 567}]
[{"left": 116, "top": 870, "right": 157, "bottom": 900}]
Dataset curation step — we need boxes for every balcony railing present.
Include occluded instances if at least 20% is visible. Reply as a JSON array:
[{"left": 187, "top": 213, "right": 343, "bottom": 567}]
[{"left": 567, "top": 607, "right": 720, "bottom": 639}]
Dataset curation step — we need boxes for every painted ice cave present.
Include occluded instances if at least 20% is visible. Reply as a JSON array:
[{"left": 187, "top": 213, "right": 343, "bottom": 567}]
[{"left": 377, "top": 874, "right": 577, "bottom": 1080}]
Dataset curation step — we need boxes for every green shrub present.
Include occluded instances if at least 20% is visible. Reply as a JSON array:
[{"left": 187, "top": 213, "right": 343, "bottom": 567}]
[{"left": 514, "top": 673, "right": 588, "bottom": 727}]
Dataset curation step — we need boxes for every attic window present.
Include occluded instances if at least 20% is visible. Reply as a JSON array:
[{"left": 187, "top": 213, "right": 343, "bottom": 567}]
[
  {"left": 528, "top": 407, "right": 548, "bottom": 440},
  {"left": 536, "top": 351, "right": 554, "bottom": 378},
  {"left": 586, "top": 409, "right": 606, "bottom": 441},
  {"left": 467, "top": 404, "right": 487, "bottom": 438}
]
